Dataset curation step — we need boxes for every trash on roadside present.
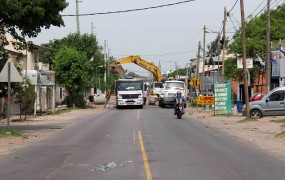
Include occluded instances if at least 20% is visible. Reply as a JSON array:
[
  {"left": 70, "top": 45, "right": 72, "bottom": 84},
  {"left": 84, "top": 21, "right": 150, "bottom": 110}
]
[
  {"left": 106, "top": 162, "right": 116, "bottom": 168},
  {"left": 188, "top": 112, "right": 193, "bottom": 115},
  {"left": 90, "top": 165, "right": 106, "bottom": 172},
  {"left": 119, "top": 160, "right": 133, "bottom": 167},
  {"left": 90, "top": 160, "right": 133, "bottom": 173}
]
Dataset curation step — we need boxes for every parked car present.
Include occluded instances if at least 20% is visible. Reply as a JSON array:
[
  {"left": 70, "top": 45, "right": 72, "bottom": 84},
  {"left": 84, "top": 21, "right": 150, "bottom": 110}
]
[
  {"left": 242, "top": 87, "right": 285, "bottom": 118},
  {"left": 250, "top": 93, "right": 266, "bottom": 102}
]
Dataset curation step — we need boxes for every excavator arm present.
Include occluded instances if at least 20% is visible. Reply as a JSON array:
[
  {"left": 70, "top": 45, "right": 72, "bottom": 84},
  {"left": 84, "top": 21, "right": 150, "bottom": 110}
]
[{"left": 110, "top": 55, "right": 163, "bottom": 82}]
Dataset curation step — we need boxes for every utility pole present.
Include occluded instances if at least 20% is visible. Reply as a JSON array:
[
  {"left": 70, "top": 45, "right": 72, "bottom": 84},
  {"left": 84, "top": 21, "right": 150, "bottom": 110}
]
[
  {"left": 266, "top": 0, "right": 271, "bottom": 93},
  {"left": 240, "top": 0, "right": 250, "bottom": 117},
  {"left": 201, "top": 26, "right": 207, "bottom": 90},
  {"left": 196, "top": 41, "right": 201, "bottom": 79},
  {"left": 76, "top": 0, "right": 80, "bottom": 33},
  {"left": 104, "top": 40, "right": 107, "bottom": 83},
  {"left": 91, "top": 22, "right": 96, "bottom": 35},
  {"left": 221, "top": 6, "right": 227, "bottom": 82},
  {"left": 107, "top": 48, "right": 110, "bottom": 77}
]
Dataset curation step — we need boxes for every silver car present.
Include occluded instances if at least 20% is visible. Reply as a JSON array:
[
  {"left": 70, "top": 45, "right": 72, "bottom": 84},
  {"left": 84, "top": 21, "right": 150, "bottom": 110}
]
[{"left": 242, "top": 87, "right": 285, "bottom": 118}]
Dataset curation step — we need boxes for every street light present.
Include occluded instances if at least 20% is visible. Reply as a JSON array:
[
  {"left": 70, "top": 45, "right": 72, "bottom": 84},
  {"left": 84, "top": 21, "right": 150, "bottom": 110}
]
[
  {"left": 201, "top": 25, "right": 211, "bottom": 90},
  {"left": 201, "top": 25, "right": 221, "bottom": 90},
  {"left": 165, "top": 60, "right": 178, "bottom": 79}
]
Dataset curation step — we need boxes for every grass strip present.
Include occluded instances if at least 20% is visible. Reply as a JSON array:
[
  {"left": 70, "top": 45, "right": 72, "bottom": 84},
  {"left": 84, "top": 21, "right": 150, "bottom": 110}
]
[
  {"left": 238, "top": 117, "right": 258, "bottom": 123},
  {"left": 276, "top": 131, "right": 285, "bottom": 138},
  {"left": 270, "top": 119, "right": 285, "bottom": 123},
  {"left": 0, "top": 128, "right": 22, "bottom": 138}
]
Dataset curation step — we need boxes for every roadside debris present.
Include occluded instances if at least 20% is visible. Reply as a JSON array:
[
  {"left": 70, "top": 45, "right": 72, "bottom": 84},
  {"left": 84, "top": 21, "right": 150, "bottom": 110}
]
[{"left": 90, "top": 160, "right": 133, "bottom": 173}]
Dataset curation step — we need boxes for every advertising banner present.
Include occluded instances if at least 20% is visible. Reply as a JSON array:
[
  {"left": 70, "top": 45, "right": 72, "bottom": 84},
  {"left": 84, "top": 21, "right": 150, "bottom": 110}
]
[
  {"left": 197, "top": 96, "right": 214, "bottom": 105},
  {"left": 214, "top": 82, "right": 232, "bottom": 115}
]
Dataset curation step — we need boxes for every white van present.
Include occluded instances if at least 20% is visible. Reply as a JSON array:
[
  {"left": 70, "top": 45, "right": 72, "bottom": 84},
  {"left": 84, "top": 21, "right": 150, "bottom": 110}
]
[{"left": 242, "top": 87, "right": 285, "bottom": 118}]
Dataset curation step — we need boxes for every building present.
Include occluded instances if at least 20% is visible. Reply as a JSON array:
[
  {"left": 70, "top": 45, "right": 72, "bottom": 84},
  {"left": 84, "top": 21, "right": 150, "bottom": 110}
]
[{"left": 4, "top": 35, "right": 56, "bottom": 115}]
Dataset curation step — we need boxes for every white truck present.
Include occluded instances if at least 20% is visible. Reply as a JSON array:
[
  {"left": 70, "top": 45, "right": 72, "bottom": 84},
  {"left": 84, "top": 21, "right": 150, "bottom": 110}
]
[
  {"left": 115, "top": 78, "right": 144, "bottom": 109},
  {"left": 158, "top": 80, "right": 186, "bottom": 108}
]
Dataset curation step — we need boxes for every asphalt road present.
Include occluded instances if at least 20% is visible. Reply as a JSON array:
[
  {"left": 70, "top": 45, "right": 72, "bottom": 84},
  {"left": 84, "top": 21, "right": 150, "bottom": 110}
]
[{"left": 1, "top": 106, "right": 285, "bottom": 180}]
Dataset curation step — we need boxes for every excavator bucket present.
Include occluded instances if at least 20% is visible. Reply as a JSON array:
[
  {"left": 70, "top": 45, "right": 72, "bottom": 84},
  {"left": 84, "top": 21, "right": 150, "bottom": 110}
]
[{"left": 110, "top": 63, "right": 125, "bottom": 75}]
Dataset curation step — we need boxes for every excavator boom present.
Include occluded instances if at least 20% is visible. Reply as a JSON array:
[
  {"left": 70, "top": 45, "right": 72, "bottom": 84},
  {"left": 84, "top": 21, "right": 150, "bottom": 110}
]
[{"left": 110, "top": 55, "right": 163, "bottom": 82}]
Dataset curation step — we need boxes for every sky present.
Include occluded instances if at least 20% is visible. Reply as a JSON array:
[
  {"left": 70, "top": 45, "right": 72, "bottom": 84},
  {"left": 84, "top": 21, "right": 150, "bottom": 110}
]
[{"left": 28, "top": 0, "right": 283, "bottom": 77}]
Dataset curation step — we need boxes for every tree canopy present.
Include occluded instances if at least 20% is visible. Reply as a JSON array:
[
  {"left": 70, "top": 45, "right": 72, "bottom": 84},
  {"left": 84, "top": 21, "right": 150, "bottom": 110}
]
[
  {"left": 42, "top": 32, "right": 105, "bottom": 92},
  {"left": 0, "top": 0, "right": 68, "bottom": 40},
  {"left": 229, "top": 4, "right": 285, "bottom": 58}
]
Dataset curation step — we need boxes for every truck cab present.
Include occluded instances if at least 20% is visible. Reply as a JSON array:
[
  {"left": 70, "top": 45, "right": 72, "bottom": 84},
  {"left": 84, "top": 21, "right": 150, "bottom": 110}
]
[{"left": 158, "top": 80, "right": 186, "bottom": 108}]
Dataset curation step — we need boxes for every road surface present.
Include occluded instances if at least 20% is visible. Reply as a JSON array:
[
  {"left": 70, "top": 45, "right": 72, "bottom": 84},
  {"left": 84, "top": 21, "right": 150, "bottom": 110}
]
[{"left": 0, "top": 106, "right": 285, "bottom": 180}]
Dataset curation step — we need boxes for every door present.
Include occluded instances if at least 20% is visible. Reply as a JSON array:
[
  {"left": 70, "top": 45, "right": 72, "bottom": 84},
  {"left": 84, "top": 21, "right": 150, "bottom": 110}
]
[{"left": 263, "top": 90, "right": 285, "bottom": 116}]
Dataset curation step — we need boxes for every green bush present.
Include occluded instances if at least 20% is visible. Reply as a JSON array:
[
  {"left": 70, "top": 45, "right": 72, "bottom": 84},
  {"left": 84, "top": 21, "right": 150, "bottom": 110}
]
[{"left": 65, "top": 92, "right": 86, "bottom": 108}]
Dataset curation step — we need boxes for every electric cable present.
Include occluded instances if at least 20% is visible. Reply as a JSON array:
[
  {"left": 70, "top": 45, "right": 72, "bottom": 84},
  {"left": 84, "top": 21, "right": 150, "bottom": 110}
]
[
  {"left": 62, "top": 0, "right": 195, "bottom": 16},
  {"left": 246, "top": 0, "right": 266, "bottom": 19},
  {"left": 228, "top": 0, "right": 239, "bottom": 14},
  {"left": 253, "top": 0, "right": 278, "bottom": 19}
]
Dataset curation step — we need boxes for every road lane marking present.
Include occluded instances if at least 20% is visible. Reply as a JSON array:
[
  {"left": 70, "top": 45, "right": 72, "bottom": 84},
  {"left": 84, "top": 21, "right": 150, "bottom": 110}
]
[
  {"left": 137, "top": 109, "right": 140, "bottom": 120},
  {"left": 133, "top": 130, "right": 136, "bottom": 146},
  {"left": 138, "top": 131, "right": 152, "bottom": 180}
]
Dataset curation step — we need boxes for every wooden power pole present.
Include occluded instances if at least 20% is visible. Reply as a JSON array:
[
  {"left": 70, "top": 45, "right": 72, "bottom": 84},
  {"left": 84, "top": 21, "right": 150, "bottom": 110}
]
[
  {"left": 266, "top": 0, "right": 271, "bottom": 93},
  {"left": 240, "top": 0, "right": 250, "bottom": 117},
  {"left": 221, "top": 6, "right": 227, "bottom": 82}
]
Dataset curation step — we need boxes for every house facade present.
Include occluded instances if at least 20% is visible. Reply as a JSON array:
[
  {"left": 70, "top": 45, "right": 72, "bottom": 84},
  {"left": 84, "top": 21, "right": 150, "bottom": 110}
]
[{"left": 4, "top": 35, "right": 57, "bottom": 115}]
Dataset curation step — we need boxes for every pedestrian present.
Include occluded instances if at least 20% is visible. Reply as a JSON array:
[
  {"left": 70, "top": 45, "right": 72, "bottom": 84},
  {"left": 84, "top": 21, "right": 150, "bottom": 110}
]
[{"left": 104, "top": 90, "right": 112, "bottom": 108}]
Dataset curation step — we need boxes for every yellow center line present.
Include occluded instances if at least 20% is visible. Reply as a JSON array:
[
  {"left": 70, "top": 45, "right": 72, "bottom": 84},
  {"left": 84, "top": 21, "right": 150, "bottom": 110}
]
[{"left": 138, "top": 131, "right": 152, "bottom": 180}]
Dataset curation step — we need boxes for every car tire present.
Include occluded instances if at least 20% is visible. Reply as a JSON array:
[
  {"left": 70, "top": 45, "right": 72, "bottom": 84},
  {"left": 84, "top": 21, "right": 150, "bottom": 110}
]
[{"left": 250, "top": 109, "right": 262, "bottom": 118}]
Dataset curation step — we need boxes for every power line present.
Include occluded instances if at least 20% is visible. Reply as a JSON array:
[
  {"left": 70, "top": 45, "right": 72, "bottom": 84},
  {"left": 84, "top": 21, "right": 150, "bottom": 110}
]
[
  {"left": 228, "top": 0, "right": 239, "bottom": 14},
  {"left": 62, "top": 0, "right": 195, "bottom": 17},
  {"left": 253, "top": 0, "right": 278, "bottom": 19},
  {"left": 246, "top": 0, "right": 266, "bottom": 19}
]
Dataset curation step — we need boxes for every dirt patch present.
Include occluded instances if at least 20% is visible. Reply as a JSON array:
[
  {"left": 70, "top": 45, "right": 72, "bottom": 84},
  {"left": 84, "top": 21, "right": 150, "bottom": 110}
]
[{"left": 184, "top": 106, "right": 285, "bottom": 162}]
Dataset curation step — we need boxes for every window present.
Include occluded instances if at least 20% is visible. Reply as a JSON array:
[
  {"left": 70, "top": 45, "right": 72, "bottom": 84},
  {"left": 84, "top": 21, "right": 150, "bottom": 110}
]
[
  {"left": 165, "top": 82, "right": 184, "bottom": 90},
  {"left": 269, "top": 91, "right": 284, "bottom": 101}
]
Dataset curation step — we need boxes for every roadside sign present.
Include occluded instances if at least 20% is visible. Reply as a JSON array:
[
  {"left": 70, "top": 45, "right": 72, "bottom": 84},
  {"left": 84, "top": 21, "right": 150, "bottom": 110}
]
[
  {"left": 189, "top": 77, "right": 200, "bottom": 89},
  {"left": 197, "top": 96, "right": 214, "bottom": 105},
  {"left": 0, "top": 59, "right": 22, "bottom": 82},
  {"left": 237, "top": 58, "right": 253, "bottom": 69},
  {"left": 214, "top": 82, "right": 232, "bottom": 115}
]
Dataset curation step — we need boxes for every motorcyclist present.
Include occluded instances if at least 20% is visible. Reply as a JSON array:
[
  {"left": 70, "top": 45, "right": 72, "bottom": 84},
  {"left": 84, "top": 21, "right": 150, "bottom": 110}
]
[{"left": 174, "top": 91, "right": 186, "bottom": 115}]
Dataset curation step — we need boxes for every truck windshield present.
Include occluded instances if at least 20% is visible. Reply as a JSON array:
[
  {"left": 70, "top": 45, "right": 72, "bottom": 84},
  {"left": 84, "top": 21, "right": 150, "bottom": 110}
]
[
  {"left": 165, "top": 82, "right": 184, "bottom": 90},
  {"left": 117, "top": 81, "right": 142, "bottom": 91},
  {"left": 154, "top": 82, "right": 163, "bottom": 88}
]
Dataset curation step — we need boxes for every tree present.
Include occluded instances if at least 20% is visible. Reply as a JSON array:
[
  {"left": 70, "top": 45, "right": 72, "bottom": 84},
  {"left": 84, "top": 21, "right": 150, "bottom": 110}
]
[
  {"left": 14, "top": 78, "right": 37, "bottom": 120},
  {"left": 0, "top": 0, "right": 67, "bottom": 41},
  {"left": 229, "top": 4, "right": 285, "bottom": 57},
  {"left": 53, "top": 46, "right": 89, "bottom": 107},
  {"left": 167, "top": 68, "right": 187, "bottom": 78},
  {"left": 207, "top": 35, "right": 221, "bottom": 57},
  {"left": 42, "top": 32, "right": 104, "bottom": 91}
]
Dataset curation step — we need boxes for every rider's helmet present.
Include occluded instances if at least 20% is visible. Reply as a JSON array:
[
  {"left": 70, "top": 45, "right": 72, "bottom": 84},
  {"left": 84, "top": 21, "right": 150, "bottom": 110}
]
[{"left": 176, "top": 91, "right": 182, "bottom": 98}]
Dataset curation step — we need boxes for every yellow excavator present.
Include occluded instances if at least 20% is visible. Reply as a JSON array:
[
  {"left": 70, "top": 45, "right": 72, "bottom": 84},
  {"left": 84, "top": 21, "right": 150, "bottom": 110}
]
[
  {"left": 110, "top": 55, "right": 164, "bottom": 105},
  {"left": 110, "top": 55, "right": 163, "bottom": 82}
]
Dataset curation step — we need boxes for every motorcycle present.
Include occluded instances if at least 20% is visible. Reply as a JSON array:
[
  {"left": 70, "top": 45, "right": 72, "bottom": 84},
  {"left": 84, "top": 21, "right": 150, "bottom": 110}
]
[{"left": 176, "top": 98, "right": 184, "bottom": 119}]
